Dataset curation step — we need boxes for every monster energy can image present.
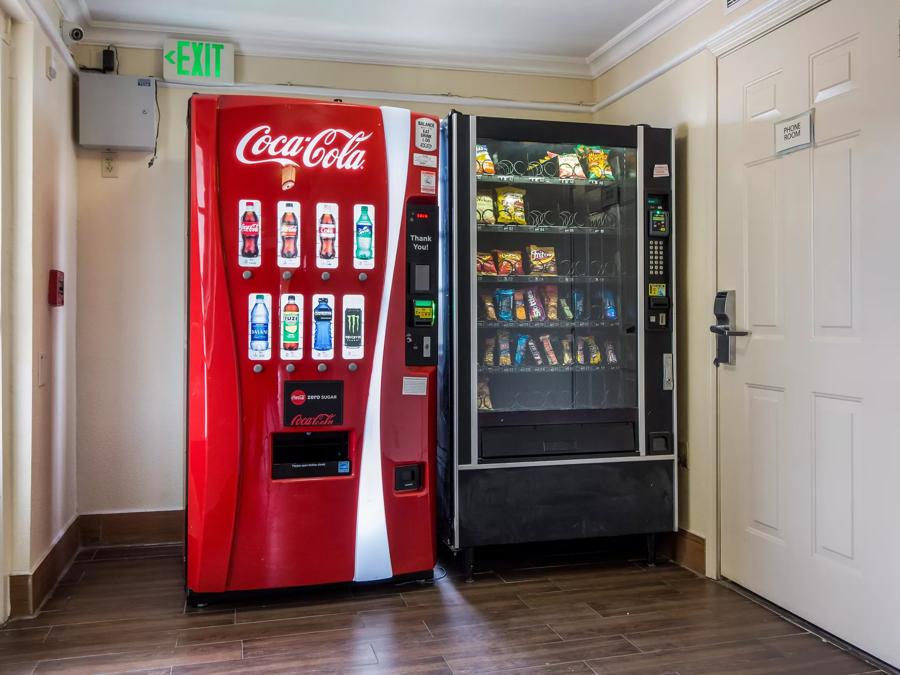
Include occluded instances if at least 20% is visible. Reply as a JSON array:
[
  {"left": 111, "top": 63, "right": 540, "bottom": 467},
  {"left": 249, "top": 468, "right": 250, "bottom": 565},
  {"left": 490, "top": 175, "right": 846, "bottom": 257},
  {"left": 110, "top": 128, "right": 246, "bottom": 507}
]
[{"left": 341, "top": 295, "right": 365, "bottom": 360}]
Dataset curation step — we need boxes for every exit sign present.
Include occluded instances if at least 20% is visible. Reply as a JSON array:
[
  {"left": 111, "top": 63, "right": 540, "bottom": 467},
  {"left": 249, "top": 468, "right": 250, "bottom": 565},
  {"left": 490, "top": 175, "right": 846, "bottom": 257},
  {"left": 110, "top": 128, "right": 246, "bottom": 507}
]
[{"left": 163, "top": 39, "right": 234, "bottom": 85}]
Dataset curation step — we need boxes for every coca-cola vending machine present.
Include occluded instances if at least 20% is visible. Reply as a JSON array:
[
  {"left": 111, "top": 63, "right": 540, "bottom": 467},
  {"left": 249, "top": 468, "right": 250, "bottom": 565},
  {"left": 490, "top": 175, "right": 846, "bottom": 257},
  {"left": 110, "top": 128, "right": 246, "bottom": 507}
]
[{"left": 187, "top": 95, "right": 440, "bottom": 600}]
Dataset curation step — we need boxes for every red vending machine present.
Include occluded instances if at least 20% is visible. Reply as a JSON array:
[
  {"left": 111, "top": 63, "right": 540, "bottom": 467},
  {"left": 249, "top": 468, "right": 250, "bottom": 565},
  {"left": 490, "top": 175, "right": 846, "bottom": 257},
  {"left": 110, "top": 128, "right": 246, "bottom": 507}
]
[{"left": 186, "top": 95, "right": 440, "bottom": 599}]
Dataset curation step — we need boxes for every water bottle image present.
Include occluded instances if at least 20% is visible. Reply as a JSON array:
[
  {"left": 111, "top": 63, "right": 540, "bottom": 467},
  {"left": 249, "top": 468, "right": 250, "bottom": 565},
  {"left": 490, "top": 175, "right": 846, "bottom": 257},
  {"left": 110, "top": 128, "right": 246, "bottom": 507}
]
[
  {"left": 250, "top": 294, "right": 269, "bottom": 352},
  {"left": 354, "top": 205, "right": 373, "bottom": 261},
  {"left": 313, "top": 297, "right": 333, "bottom": 353}
]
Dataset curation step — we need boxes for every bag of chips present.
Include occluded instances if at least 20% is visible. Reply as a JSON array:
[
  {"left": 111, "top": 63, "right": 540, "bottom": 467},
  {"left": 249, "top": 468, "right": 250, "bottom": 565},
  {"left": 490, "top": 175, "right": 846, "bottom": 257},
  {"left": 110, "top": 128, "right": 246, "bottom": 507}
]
[
  {"left": 526, "top": 245, "right": 557, "bottom": 275},
  {"left": 483, "top": 336, "right": 496, "bottom": 366},
  {"left": 575, "top": 145, "right": 615, "bottom": 180},
  {"left": 526, "top": 154, "right": 558, "bottom": 178},
  {"left": 477, "top": 378, "right": 493, "bottom": 410},
  {"left": 497, "top": 330, "right": 512, "bottom": 366},
  {"left": 475, "top": 144, "right": 495, "bottom": 175},
  {"left": 480, "top": 293, "right": 497, "bottom": 321},
  {"left": 541, "top": 285, "right": 558, "bottom": 320},
  {"left": 494, "top": 250, "right": 524, "bottom": 276},
  {"left": 476, "top": 251, "right": 497, "bottom": 276},
  {"left": 476, "top": 191, "right": 496, "bottom": 224},
  {"left": 496, "top": 187, "right": 526, "bottom": 225},
  {"left": 514, "top": 291, "right": 527, "bottom": 321},
  {"left": 495, "top": 289, "right": 515, "bottom": 321},
  {"left": 548, "top": 151, "right": 585, "bottom": 179}
]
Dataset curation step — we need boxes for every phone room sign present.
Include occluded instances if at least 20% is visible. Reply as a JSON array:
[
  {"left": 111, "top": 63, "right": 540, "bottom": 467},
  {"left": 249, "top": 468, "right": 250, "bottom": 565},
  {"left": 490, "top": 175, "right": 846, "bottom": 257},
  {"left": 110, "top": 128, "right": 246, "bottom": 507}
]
[{"left": 775, "top": 110, "right": 814, "bottom": 155}]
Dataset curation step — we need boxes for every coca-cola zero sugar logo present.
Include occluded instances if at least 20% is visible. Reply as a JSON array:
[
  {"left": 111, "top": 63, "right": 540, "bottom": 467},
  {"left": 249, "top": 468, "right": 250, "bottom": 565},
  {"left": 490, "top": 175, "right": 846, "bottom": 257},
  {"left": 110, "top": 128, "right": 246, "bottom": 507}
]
[
  {"left": 236, "top": 125, "right": 372, "bottom": 171},
  {"left": 290, "top": 390, "right": 306, "bottom": 406}
]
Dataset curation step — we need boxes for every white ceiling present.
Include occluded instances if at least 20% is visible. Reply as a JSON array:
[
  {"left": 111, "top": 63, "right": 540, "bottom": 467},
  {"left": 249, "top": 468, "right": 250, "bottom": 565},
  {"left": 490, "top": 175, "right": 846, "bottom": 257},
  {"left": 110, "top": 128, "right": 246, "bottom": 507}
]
[{"left": 57, "top": 0, "right": 711, "bottom": 78}]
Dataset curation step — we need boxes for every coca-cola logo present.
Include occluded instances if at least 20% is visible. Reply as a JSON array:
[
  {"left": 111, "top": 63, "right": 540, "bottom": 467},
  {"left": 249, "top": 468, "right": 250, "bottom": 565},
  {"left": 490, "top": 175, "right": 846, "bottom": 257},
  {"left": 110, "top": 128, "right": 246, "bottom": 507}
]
[
  {"left": 290, "top": 412, "right": 336, "bottom": 426},
  {"left": 290, "top": 390, "right": 306, "bottom": 406},
  {"left": 240, "top": 221, "right": 260, "bottom": 234},
  {"left": 236, "top": 125, "right": 372, "bottom": 171}
]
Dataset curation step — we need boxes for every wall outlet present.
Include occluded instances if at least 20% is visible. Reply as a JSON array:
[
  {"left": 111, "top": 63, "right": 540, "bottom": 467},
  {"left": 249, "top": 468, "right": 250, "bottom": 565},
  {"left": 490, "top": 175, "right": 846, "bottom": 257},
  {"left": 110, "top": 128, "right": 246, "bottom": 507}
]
[{"left": 101, "top": 152, "right": 118, "bottom": 178}]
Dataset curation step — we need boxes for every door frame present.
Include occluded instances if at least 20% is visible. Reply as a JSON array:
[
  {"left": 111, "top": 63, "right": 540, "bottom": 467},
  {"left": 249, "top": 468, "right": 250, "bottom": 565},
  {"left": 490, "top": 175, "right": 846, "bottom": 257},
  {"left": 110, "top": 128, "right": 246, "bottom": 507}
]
[
  {"left": 708, "top": 0, "right": 832, "bottom": 579},
  {"left": 0, "top": 10, "right": 10, "bottom": 623}
]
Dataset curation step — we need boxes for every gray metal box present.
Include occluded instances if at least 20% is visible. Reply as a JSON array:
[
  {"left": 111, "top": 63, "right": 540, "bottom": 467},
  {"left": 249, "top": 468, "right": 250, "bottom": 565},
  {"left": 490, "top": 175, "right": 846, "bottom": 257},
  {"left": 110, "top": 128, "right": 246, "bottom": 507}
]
[{"left": 78, "top": 73, "right": 156, "bottom": 151}]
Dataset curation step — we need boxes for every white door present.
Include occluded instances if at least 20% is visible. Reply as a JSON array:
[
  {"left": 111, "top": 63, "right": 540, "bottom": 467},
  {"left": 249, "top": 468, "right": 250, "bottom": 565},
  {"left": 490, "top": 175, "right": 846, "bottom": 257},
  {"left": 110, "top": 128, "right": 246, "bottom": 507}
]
[{"left": 718, "top": 0, "right": 900, "bottom": 666}]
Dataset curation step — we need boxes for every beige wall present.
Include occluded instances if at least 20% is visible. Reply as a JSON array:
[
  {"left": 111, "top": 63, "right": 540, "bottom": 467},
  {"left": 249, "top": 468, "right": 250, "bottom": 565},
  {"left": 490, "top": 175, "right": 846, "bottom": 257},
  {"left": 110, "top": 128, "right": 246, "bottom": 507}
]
[
  {"left": 595, "top": 52, "right": 718, "bottom": 575},
  {"left": 72, "top": 46, "right": 593, "bottom": 514},
  {"left": 5, "top": 0, "right": 78, "bottom": 581}
]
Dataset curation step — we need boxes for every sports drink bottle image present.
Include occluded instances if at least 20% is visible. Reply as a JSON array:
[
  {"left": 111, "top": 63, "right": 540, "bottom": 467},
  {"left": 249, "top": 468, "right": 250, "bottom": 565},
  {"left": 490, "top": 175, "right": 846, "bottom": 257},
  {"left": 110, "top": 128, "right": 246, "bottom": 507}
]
[
  {"left": 354, "top": 205, "right": 373, "bottom": 261},
  {"left": 313, "top": 296, "right": 334, "bottom": 356},
  {"left": 282, "top": 296, "right": 300, "bottom": 351},
  {"left": 249, "top": 294, "right": 270, "bottom": 355}
]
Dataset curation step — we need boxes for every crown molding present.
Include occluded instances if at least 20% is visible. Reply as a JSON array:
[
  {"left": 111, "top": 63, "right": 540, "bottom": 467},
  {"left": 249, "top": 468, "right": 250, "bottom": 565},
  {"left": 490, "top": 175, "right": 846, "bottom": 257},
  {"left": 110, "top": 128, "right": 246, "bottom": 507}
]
[
  {"left": 587, "top": 0, "right": 712, "bottom": 78},
  {"left": 706, "top": 0, "right": 828, "bottom": 55}
]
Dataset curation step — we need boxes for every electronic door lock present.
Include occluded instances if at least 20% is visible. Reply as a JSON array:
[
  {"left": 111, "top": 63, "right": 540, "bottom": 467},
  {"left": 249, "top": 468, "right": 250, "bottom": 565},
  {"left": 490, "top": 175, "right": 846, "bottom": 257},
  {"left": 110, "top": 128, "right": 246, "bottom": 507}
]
[
  {"left": 710, "top": 325, "right": 749, "bottom": 338},
  {"left": 711, "top": 290, "right": 749, "bottom": 367}
]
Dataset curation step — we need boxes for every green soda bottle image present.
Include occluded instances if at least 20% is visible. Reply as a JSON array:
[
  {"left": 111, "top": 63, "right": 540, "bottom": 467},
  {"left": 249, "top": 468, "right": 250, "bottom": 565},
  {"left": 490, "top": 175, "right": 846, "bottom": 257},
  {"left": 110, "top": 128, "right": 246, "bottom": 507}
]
[{"left": 354, "top": 206, "right": 373, "bottom": 261}]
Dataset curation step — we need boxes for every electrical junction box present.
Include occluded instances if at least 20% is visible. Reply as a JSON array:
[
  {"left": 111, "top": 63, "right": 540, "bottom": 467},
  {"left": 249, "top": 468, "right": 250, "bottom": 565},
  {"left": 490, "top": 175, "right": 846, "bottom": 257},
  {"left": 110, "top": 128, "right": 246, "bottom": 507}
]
[{"left": 77, "top": 72, "right": 156, "bottom": 151}]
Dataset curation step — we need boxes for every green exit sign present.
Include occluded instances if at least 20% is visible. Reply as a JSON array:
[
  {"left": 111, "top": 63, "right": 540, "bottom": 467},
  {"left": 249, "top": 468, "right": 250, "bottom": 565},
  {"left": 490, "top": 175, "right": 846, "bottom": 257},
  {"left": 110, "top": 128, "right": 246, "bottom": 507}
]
[{"left": 162, "top": 39, "right": 234, "bottom": 85}]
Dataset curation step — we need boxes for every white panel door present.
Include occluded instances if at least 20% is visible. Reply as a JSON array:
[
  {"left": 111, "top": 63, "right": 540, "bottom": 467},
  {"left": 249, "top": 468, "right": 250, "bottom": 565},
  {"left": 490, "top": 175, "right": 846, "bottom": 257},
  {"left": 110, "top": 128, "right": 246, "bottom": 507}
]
[{"left": 718, "top": 0, "right": 900, "bottom": 666}]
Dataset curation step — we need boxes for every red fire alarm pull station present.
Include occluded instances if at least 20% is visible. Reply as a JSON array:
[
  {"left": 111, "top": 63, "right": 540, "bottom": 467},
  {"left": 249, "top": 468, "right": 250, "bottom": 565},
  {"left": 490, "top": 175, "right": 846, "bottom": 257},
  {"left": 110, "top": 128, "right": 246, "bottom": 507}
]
[{"left": 48, "top": 270, "right": 64, "bottom": 306}]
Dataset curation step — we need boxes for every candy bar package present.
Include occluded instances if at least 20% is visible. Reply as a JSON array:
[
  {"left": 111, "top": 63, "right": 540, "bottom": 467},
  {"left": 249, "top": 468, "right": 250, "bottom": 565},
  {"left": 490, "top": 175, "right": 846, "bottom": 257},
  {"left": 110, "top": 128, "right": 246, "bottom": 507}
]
[
  {"left": 559, "top": 297, "right": 575, "bottom": 320},
  {"left": 497, "top": 330, "right": 512, "bottom": 366},
  {"left": 477, "top": 378, "right": 493, "bottom": 410},
  {"left": 524, "top": 287, "right": 546, "bottom": 321},
  {"left": 572, "top": 289, "right": 586, "bottom": 320},
  {"left": 483, "top": 335, "right": 496, "bottom": 366},
  {"left": 475, "top": 144, "right": 495, "bottom": 175},
  {"left": 548, "top": 151, "right": 586, "bottom": 179},
  {"left": 604, "top": 340, "right": 619, "bottom": 365},
  {"left": 480, "top": 293, "right": 498, "bottom": 321},
  {"left": 476, "top": 191, "right": 496, "bottom": 224},
  {"left": 514, "top": 334, "right": 528, "bottom": 365},
  {"left": 575, "top": 145, "right": 615, "bottom": 180},
  {"left": 560, "top": 335, "right": 574, "bottom": 365},
  {"left": 527, "top": 336, "right": 543, "bottom": 365},
  {"left": 603, "top": 291, "right": 618, "bottom": 320},
  {"left": 526, "top": 245, "right": 558, "bottom": 276},
  {"left": 539, "top": 334, "right": 559, "bottom": 365},
  {"left": 494, "top": 249, "right": 524, "bottom": 276},
  {"left": 514, "top": 290, "right": 527, "bottom": 321},
  {"left": 576, "top": 336, "right": 586, "bottom": 365},
  {"left": 476, "top": 251, "right": 498, "bottom": 276},
  {"left": 541, "top": 285, "right": 558, "bottom": 320},
  {"left": 495, "top": 187, "right": 527, "bottom": 225},
  {"left": 584, "top": 336, "right": 603, "bottom": 365},
  {"left": 495, "top": 288, "right": 515, "bottom": 321}
]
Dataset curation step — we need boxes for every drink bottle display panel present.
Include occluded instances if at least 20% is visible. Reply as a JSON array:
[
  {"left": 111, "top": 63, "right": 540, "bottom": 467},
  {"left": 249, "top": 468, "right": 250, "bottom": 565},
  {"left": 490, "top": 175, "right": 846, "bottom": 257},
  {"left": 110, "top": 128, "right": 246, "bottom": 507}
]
[
  {"left": 277, "top": 201, "right": 301, "bottom": 268},
  {"left": 248, "top": 293, "right": 272, "bottom": 360},
  {"left": 353, "top": 204, "right": 375, "bottom": 269},
  {"left": 280, "top": 293, "right": 303, "bottom": 360},
  {"left": 342, "top": 295, "right": 365, "bottom": 360},
  {"left": 238, "top": 199, "right": 261, "bottom": 267},
  {"left": 316, "top": 203, "right": 339, "bottom": 269},
  {"left": 311, "top": 294, "right": 335, "bottom": 360}
]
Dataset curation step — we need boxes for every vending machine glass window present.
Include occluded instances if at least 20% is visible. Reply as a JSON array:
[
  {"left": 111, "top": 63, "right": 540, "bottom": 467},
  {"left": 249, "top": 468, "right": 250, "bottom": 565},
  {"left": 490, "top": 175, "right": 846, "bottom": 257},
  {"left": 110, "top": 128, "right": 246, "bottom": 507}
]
[{"left": 474, "top": 139, "right": 638, "bottom": 425}]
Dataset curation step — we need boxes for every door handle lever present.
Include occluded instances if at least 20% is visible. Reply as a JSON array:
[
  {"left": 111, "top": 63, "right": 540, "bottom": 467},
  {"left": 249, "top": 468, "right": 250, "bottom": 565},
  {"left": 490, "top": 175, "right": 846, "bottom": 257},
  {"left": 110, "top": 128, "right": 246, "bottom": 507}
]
[{"left": 710, "top": 325, "right": 749, "bottom": 337}]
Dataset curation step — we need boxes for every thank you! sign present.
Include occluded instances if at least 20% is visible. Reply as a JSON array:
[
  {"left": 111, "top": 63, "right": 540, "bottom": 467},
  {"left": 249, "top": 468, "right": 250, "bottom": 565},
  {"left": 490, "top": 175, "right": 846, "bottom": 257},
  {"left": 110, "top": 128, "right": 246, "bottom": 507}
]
[{"left": 163, "top": 39, "right": 235, "bottom": 85}]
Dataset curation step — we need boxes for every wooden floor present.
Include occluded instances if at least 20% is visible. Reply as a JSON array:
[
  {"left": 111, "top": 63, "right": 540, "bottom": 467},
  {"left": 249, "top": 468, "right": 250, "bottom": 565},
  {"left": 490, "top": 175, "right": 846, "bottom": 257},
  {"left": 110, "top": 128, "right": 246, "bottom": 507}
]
[{"left": 0, "top": 543, "right": 883, "bottom": 674}]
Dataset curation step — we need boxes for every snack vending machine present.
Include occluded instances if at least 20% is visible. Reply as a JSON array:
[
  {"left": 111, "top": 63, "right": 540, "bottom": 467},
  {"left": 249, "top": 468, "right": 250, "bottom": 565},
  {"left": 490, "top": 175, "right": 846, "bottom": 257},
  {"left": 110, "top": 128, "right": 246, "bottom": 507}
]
[
  {"left": 440, "top": 115, "right": 675, "bottom": 573},
  {"left": 187, "top": 95, "right": 440, "bottom": 599}
]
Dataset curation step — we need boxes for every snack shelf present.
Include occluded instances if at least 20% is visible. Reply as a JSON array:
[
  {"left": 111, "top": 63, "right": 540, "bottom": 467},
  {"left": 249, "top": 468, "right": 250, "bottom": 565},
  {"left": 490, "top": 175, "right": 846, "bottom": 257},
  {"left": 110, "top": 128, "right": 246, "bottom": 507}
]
[
  {"left": 477, "top": 274, "right": 616, "bottom": 284},
  {"left": 476, "top": 174, "right": 615, "bottom": 188},
  {"left": 477, "top": 223, "right": 615, "bottom": 235},
  {"left": 478, "top": 364, "right": 616, "bottom": 374},
  {"left": 477, "top": 320, "right": 614, "bottom": 329}
]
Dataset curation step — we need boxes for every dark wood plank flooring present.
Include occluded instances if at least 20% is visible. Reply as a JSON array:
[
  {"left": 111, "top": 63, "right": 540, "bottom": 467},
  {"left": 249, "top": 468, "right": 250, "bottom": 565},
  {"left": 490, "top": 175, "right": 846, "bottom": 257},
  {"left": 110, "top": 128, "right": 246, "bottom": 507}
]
[{"left": 0, "top": 544, "right": 882, "bottom": 674}]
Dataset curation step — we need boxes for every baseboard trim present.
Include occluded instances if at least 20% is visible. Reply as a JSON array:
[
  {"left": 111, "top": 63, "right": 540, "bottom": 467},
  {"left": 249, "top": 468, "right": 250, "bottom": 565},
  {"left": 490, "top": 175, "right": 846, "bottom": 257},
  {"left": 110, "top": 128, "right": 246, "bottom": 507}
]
[
  {"left": 673, "top": 528, "right": 706, "bottom": 575},
  {"left": 79, "top": 509, "right": 184, "bottom": 547},
  {"left": 7, "top": 510, "right": 185, "bottom": 618},
  {"left": 9, "top": 516, "right": 80, "bottom": 617}
]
